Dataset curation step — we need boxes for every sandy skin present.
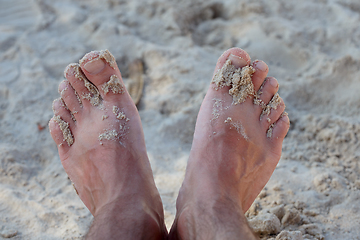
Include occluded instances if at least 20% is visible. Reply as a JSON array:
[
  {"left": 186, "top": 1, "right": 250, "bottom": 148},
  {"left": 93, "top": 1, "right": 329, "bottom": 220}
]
[
  {"left": 49, "top": 50, "right": 167, "bottom": 239},
  {"left": 49, "top": 48, "right": 289, "bottom": 239},
  {"left": 169, "top": 48, "right": 289, "bottom": 239}
]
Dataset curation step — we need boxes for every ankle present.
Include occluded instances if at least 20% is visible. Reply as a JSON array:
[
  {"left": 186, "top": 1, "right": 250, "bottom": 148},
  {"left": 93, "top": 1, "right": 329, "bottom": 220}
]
[
  {"left": 172, "top": 199, "right": 256, "bottom": 240},
  {"left": 88, "top": 199, "right": 167, "bottom": 240}
]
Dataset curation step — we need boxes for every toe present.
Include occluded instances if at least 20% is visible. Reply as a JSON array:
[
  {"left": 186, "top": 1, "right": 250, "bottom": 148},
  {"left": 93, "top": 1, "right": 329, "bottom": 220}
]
[
  {"left": 58, "top": 80, "right": 82, "bottom": 117},
  {"left": 257, "top": 77, "right": 279, "bottom": 105},
  {"left": 260, "top": 97, "right": 286, "bottom": 129},
  {"left": 270, "top": 114, "right": 290, "bottom": 146},
  {"left": 64, "top": 63, "right": 101, "bottom": 108},
  {"left": 52, "top": 98, "right": 76, "bottom": 129},
  {"left": 49, "top": 115, "right": 74, "bottom": 150},
  {"left": 251, "top": 60, "right": 269, "bottom": 92},
  {"left": 210, "top": 48, "right": 251, "bottom": 98},
  {"left": 79, "top": 50, "right": 127, "bottom": 101},
  {"left": 213, "top": 47, "right": 251, "bottom": 74}
]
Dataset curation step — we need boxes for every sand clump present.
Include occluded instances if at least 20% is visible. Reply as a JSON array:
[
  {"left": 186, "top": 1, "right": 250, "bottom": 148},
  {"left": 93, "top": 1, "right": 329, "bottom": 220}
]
[
  {"left": 211, "top": 98, "right": 223, "bottom": 121},
  {"left": 112, "top": 106, "right": 130, "bottom": 122},
  {"left": 276, "top": 230, "right": 303, "bottom": 240},
  {"left": 261, "top": 93, "right": 282, "bottom": 117},
  {"left": 248, "top": 212, "right": 281, "bottom": 235},
  {"left": 212, "top": 59, "right": 256, "bottom": 105},
  {"left": 102, "top": 75, "right": 124, "bottom": 94},
  {"left": 267, "top": 123, "right": 275, "bottom": 138},
  {"left": 53, "top": 115, "right": 74, "bottom": 146},
  {"left": 98, "top": 130, "right": 118, "bottom": 141},
  {"left": 0, "top": 229, "right": 18, "bottom": 238},
  {"left": 98, "top": 50, "right": 117, "bottom": 70},
  {"left": 74, "top": 91, "right": 83, "bottom": 106}
]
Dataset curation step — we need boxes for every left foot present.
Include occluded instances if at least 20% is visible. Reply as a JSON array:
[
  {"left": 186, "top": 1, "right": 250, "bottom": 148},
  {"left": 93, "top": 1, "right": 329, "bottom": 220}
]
[
  {"left": 170, "top": 48, "right": 290, "bottom": 239},
  {"left": 49, "top": 50, "right": 167, "bottom": 238}
]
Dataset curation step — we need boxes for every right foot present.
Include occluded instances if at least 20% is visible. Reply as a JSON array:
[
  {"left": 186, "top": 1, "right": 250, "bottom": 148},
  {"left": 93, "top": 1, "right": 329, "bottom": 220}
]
[
  {"left": 170, "top": 48, "right": 290, "bottom": 239},
  {"left": 49, "top": 50, "right": 167, "bottom": 239}
]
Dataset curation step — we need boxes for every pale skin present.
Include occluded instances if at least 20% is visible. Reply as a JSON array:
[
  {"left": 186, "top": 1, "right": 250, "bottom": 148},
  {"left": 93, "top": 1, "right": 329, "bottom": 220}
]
[{"left": 49, "top": 48, "right": 290, "bottom": 239}]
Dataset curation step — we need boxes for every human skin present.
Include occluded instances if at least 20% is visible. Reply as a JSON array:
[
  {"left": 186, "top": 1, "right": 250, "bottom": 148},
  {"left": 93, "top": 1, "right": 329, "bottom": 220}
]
[
  {"left": 49, "top": 48, "right": 289, "bottom": 239},
  {"left": 49, "top": 50, "right": 167, "bottom": 239},
  {"left": 169, "top": 48, "right": 289, "bottom": 239}
]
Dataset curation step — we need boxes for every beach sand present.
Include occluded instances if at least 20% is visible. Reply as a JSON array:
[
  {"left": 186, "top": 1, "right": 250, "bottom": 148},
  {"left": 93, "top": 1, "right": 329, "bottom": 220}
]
[{"left": 0, "top": 0, "right": 360, "bottom": 239}]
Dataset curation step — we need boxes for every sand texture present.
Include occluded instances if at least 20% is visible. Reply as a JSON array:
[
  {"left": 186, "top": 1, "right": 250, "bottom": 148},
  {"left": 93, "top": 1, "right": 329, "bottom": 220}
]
[
  {"left": 98, "top": 130, "right": 118, "bottom": 141},
  {"left": 212, "top": 59, "right": 256, "bottom": 104},
  {"left": 53, "top": 115, "right": 73, "bottom": 147},
  {"left": 0, "top": 0, "right": 360, "bottom": 239},
  {"left": 102, "top": 75, "right": 124, "bottom": 95},
  {"left": 73, "top": 64, "right": 102, "bottom": 107}
]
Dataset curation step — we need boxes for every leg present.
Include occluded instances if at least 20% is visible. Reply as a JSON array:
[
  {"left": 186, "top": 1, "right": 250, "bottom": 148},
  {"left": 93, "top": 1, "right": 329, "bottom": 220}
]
[
  {"left": 169, "top": 48, "right": 290, "bottom": 239},
  {"left": 49, "top": 50, "right": 167, "bottom": 239}
]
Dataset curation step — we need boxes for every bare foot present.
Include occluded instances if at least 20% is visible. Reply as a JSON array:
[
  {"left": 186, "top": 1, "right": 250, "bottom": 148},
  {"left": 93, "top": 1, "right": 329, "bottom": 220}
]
[
  {"left": 170, "top": 48, "right": 290, "bottom": 239},
  {"left": 49, "top": 50, "right": 167, "bottom": 239}
]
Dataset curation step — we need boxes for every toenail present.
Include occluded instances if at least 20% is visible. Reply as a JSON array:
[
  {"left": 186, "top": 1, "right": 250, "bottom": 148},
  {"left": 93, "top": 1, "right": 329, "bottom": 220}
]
[
  {"left": 52, "top": 98, "right": 61, "bottom": 112},
  {"left": 58, "top": 81, "right": 68, "bottom": 93},
  {"left": 228, "top": 54, "right": 248, "bottom": 68},
  {"left": 64, "top": 64, "right": 76, "bottom": 78},
  {"left": 254, "top": 60, "right": 268, "bottom": 72},
  {"left": 269, "top": 78, "right": 279, "bottom": 88},
  {"left": 280, "top": 112, "right": 289, "bottom": 122},
  {"left": 83, "top": 58, "right": 106, "bottom": 75}
]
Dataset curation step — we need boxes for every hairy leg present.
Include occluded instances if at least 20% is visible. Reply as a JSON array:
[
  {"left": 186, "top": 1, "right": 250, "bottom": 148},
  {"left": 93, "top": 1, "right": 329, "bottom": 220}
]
[
  {"left": 49, "top": 50, "right": 167, "bottom": 239},
  {"left": 169, "top": 48, "right": 290, "bottom": 240}
]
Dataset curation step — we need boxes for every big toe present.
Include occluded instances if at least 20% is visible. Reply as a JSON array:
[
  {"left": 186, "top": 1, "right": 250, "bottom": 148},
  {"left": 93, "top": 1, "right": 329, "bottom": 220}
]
[
  {"left": 213, "top": 47, "right": 251, "bottom": 77},
  {"left": 207, "top": 48, "right": 252, "bottom": 103},
  {"left": 79, "top": 50, "right": 128, "bottom": 102}
]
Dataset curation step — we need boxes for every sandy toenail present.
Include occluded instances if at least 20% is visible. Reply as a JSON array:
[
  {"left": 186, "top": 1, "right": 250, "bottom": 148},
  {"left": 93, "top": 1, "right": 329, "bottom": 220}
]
[
  {"left": 253, "top": 60, "right": 268, "bottom": 72},
  {"left": 83, "top": 58, "right": 106, "bottom": 75},
  {"left": 80, "top": 50, "right": 117, "bottom": 71},
  {"left": 228, "top": 54, "right": 248, "bottom": 68},
  {"left": 58, "top": 81, "right": 68, "bottom": 94},
  {"left": 64, "top": 64, "right": 77, "bottom": 78}
]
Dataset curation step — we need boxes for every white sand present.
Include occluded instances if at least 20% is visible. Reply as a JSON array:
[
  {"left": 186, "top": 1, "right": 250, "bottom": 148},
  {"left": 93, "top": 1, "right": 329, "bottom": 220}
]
[{"left": 0, "top": 0, "right": 360, "bottom": 239}]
